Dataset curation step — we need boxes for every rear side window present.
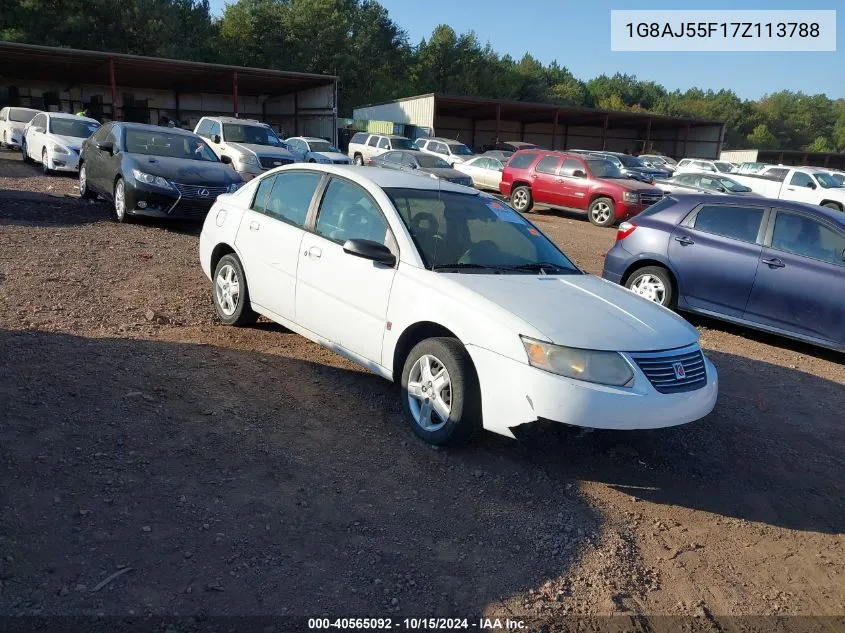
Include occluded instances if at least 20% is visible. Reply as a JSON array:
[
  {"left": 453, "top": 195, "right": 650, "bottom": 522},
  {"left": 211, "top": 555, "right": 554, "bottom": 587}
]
[
  {"left": 251, "top": 175, "right": 277, "bottom": 213},
  {"left": 263, "top": 171, "right": 323, "bottom": 227},
  {"left": 316, "top": 178, "right": 392, "bottom": 246},
  {"left": 507, "top": 152, "right": 537, "bottom": 169},
  {"left": 535, "top": 156, "right": 561, "bottom": 175},
  {"left": 350, "top": 132, "right": 367, "bottom": 144},
  {"left": 692, "top": 204, "right": 765, "bottom": 243}
]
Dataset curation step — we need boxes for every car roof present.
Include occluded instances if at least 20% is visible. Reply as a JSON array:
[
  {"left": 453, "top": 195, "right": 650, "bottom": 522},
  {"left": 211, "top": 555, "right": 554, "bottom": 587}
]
[
  {"left": 47, "top": 112, "right": 98, "bottom": 123},
  {"left": 424, "top": 137, "right": 467, "bottom": 144},
  {"left": 121, "top": 122, "right": 195, "bottom": 136},
  {"left": 663, "top": 193, "right": 845, "bottom": 226},
  {"left": 204, "top": 116, "right": 265, "bottom": 125},
  {"left": 276, "top": 163, "right": 478, "bottom": 194}
]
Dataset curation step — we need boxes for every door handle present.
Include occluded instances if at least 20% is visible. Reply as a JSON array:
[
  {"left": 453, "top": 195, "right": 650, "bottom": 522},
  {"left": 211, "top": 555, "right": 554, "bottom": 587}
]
[
  {"left": 674, "top": 235, "right": 694, "bottom": 246},
  {"left": 530, "top": 174, "right": 538, "bottom": 179},
  {"left": 786, "top": 188, "right": 795, "bottom": 192},
  {"left": 249, "top": 221, "right": 260, "bottom": 231},
  {"left": 308, "top": 246, "right": 322, "bottom": 259},
  {"left": 554, "top": 178, "right": 563, "bottom": 182},
  {"left": 762, "top": 257, "right": 785, "bottom": 269}
]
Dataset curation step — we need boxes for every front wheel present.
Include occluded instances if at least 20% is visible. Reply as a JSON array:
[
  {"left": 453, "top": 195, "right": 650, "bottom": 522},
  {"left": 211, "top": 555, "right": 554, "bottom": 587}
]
[
  {"left": 588, "top": 197, "right": 616, "bottom": 227},
  {"left": 510, "top": 185, "right": 533, "bottom": 213},
  {"left": 41, "top": 149, "right": 51, "bottom": 175},
  {"left": 822, "top": 202, "right": 842, "bottom": 211},
  {"left": 213, "top": 254, "right": 259, "bottom": 326},
  {"left": 21, "top": 140, "right": 32, "bottom": 163},
  {"left": 625, "top": 266, "right": 675, "bottom": 309},
  {"left": 113, "top": 177, "right": 131, "bottom": 223},
  {"left": 401, "top": 337, "right": 481, "bottom": 446},
  {"left": 78, "top": 164, "right": 96, "bottom": 199}
]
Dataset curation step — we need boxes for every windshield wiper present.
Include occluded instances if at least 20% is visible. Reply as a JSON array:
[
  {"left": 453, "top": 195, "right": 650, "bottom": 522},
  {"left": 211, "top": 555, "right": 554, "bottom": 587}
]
[
  {"left": 431, "top": 263, "right": 509, "bottom": 272},
  {"left": 502, "top": 262, "right": 578, "bottom": 274}
]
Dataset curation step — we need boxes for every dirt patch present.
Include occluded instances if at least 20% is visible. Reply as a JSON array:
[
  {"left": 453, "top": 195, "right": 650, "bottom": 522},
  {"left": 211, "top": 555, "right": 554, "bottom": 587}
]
[{"left": 0, "top": 154, "right": 843, "bottom": 628}]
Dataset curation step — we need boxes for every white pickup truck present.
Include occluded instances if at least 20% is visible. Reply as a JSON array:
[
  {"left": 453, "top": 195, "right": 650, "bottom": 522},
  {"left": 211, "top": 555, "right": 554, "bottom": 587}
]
[{"left": 731, "top": 167, "right": 845, "bottom": 211}]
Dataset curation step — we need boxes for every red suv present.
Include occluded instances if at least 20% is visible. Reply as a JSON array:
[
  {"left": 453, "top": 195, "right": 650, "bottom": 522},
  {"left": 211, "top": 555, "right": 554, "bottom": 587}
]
[{"left": 500, "top": 150, "right": 665, "bottom": 227}]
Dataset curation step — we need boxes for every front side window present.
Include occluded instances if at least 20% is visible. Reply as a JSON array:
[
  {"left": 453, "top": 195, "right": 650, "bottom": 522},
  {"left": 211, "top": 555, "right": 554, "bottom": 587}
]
[
  {"left": 535, "top": 156, "right": 561, "bottom": 175},
  {"left": 208, "top": 121, "right": 221, "bottom": 138},
  {"left": 560, "top": 158, "right": 584, "bottom": 176},
  {"left": 448, "top": 143, "right": 473, "bottom": 156},
  {"left": 108, "top": 125, "right": 121, "bottom": 151},
  {"left": 378, "top": 137, "right": 390, "bottom": 149},
  {"left": 691, "top": 204, "right": 765, "bottom": 244},
  {"left": 390, "top": 138, "right": 416, "bottom": 150},
  {"left": 32, "top": 114, "right": 47, "bottom": 130},
  {"left": 432, "top": 142, "right": 448, "bottom": 155},
  {"left": 416, "top": 154, "right": 450, "bottom": 169},
  {"left": 124, "top": 129, "right": 218, "bottom": 161},
  {"left": 508, "top": 152, "right": 538, "bottom": 169},
  {"left": 263, "top": 171, "right": 323, "bottom": 227},
  {"left": 586, "top": 159, "right": 624, "bottom": 179},
  {"left": 385, "top": 188, "right": 580, "bottom": 273},
  {"left": 49, "top": 117, "right": 100, "bottom": 138},
  {"left": 414, "top": 139, "right": 427, "bottom": 150},
  {"left": 771, "top": 212, "right": 845, "bottom": 265},
  {"left": 789, "top": 172, "right": 814, "bottom": 188},
  {"left": 367, "top": 136, "right": 379, "bottom": 147},
  {"left": 316, "top": 178, "right": 392, "bottom": 246},
  {"left": 195, "top": 119, "right": 213, "bottom": 137},
  {"left": 308, "top": 140, "right": 340, "bottom": 153}
]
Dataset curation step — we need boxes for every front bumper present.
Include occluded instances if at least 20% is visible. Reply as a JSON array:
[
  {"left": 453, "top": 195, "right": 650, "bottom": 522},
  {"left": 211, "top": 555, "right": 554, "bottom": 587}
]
[
  {"left": 123, "top": 181, "right": 215, "bottom": 221},
  {"left": 467, "top": 344, "right": 718, "bottom": 438},
  {"left": 616, "top": 201, "right": 649, "bottom": 219},
  {"left": 47, "top": 150, "right": 81, "bottom": 172}
]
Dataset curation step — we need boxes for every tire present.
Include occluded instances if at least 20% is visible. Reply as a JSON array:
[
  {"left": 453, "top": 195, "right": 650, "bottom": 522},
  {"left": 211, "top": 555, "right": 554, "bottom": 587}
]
[
  {"left": 822, "top": 202, "right": 842, "bottom": 211},
  {"left": 510, "top": 185, "right": 533, "bottom": 213},
  {"left": 308, "top": 158, "right": 316, "bottom": 163},
  {"left": 212, "top": 254, "right": 259, "bottom": 327},
  {"left": 353, "top": 153, "right": 364, "bottom": 166},
  {"left": 625, "top": 266, "right": 675, "bottom": 309},
  {"left": 400, "top": 337, "right": 481, "bottom": 447},
  {"left": 78, "top": 163, "right": 96, "bottom": 199},
  {"left": 588, "top": 196, "right": 616, "bottom": 227},
  {"left": 21, "top": 140, "right": 32, "bottom": 163},
  {"left": 113, "top": 177, "right": 131, "bottom": 223},
  {"left": 42, "top": 149, "right": 51, "bottom": 175}
]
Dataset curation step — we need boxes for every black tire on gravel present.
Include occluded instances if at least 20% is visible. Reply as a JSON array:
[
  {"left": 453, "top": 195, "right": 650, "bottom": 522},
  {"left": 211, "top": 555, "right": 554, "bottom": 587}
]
[{"left": 212, "top": 254, "right": 259, "bottom": 327}]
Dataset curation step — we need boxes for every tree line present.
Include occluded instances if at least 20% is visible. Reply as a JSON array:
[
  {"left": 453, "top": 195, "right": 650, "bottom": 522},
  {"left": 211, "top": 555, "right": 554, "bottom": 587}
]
[{"left": 3, "top": 0, "right": 844, "bottom": 152}]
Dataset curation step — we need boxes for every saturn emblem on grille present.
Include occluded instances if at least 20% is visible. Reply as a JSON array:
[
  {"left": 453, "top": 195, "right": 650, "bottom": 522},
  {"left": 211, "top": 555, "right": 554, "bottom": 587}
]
[
  {"left": 672, "top": 362, "right": 686, "bottom": 379},
  {"left": 198, "top": 188, "right": 209, "bottom": 197}
]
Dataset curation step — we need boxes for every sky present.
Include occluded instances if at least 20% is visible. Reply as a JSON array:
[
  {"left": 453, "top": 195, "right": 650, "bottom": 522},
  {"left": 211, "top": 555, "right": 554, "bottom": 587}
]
[{"left": 207, "top": 0, "right": 844, "bottom": 100}]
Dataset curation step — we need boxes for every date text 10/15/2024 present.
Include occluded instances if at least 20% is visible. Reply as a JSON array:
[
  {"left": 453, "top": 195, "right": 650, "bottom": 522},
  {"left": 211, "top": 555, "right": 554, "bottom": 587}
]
[{"left": 308, "top": 618, "right": 526, "bottom": 630}]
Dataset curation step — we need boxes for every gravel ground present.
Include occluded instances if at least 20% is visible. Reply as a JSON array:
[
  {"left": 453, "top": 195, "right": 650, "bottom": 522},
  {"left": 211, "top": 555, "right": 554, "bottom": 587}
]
[{"left": 0, "top": 150, "right": 843, "bottom": 630}]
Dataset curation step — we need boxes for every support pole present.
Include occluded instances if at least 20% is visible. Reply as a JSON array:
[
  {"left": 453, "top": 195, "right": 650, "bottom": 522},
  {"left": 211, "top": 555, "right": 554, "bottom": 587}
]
[
  {"left": 563, "top": 124, "right": 569, "bottom": 151},
  {"left": 551, "top": 110, "right": 559, "bottom": 150},
  {"left": 232, "top": 71, "right": 239, "bottom": 116},
  {"left": 495, "top": 104, "right": 501, "bottom": 144},
  {"left": 174, "top": 91, "right": 180, "bottom": 126},
  {"left": 715, "top": 124, "right": 726, "bottom": 159},
  {"left": 471, "top": 118, "right": 477, "bottom": 151},
  {"left": 683, "top": 124, "right": 690, "bottom": 157},
  {"left": 109, "top": 58, "right": 118, "bottom": 121},
  {"left": 294, "top": 92, "right": 299, "bottom": 135},
  {"left": 644, "top": 118, "right": 652, "bottom": 154},
  {"left": 601, "top": 115, "right": 609, "bottom": 150}
]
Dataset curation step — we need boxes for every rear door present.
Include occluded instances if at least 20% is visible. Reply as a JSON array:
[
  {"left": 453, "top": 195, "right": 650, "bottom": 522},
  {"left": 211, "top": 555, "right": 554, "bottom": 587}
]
[
  {"left": 744, "top": 209, "right": 845, "bottom": 345},
  {"left": 669, "top": 202, "right": 769, "bottom": 317},
  {"left": 531, "top": 155, "right": 564, "bottom": 205},
  {"left": 233, "top": 171, "right": 323, "bottom": 321}
]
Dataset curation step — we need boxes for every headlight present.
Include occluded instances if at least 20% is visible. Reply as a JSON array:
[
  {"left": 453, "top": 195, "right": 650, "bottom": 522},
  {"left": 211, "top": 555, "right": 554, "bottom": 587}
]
[
  {"left": 521, "top": 337, "right": 634, "bottom": 387},
  {"left": 622, "top": 191, "right": 639, "bottom": 203},
  {"left": 50, "top": 143, "right": 70, "bottom": 155},
  {"left": 227, "top": 182, "right": 243, "bottom": 193},
  {"left": 236, "top": 153, "right": 259, "bottom": 167},
  {"left": 132, "top": 169, "right": 172, "bottom": 189}
]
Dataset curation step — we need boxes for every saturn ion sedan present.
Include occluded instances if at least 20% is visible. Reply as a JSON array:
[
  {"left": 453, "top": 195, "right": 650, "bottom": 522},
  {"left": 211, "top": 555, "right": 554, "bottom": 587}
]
[{"left": 199, "top": 165, "right": 718, "bottom": 446}]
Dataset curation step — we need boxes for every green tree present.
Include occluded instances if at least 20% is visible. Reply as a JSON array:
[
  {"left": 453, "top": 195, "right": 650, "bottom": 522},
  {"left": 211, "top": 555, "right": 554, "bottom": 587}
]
[{"left": 746, "top": 124, "right": 779, "bottom": 149}]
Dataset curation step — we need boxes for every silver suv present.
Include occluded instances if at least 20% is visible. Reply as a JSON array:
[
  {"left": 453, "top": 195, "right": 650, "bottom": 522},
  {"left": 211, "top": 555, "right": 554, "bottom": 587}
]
[
  {"left": 347, "top": 132, "right": 417, "bottom": 165},
  {"left": 194, "top": 116, "right": 298, "bottom": 181},
  {"left": 414, "top": 137, "right": 475, "bottom": 166}
]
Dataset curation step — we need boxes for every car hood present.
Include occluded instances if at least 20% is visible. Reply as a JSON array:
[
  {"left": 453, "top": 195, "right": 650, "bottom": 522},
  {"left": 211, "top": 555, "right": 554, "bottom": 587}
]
[
  {"left": 422, "top": 167, "right": 470, "bottom": 180},
  {"left": 312, "top": 151, "right": 349, "bottom": 162},
  {"left": 600, "top": 177, "right": 663, "bottom": 193},
  {"left": 227, "top": 142, "right": 295, "bottom": 160},
  {"left": 48, "top": 134, "right": 86, "bottom": 151},
  {"left": 448, "top": 155, "right": 473, "bottom": 164},
  {"left": 126, "top": 154, "right": 240, "bottom": 185},
  {"left": 445, "top": 273, "right": 699, "bottom": 352}
]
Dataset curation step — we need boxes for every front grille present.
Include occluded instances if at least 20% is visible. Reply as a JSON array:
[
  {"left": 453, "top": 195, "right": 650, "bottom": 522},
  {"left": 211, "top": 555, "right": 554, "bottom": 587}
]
[
  {"left": 629, "top": 346, "right": 707, "bottom": 394},
  {"left": 259, "top": 156, "right": 293, "bottom": 169},
  {"left": 171, "top": 182, "right": 229, "bottom": 200},
  {"left": 639, "top": 191, "right": 664, "bottom": 206},
  {"left": 169, "top": 199, "right": 215, "bottom": 219}
]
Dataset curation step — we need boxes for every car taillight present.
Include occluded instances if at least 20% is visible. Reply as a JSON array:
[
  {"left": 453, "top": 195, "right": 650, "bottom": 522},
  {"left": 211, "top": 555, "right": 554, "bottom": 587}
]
[{"left": 616, "top": 222, "right": 637, "bottom": 241}]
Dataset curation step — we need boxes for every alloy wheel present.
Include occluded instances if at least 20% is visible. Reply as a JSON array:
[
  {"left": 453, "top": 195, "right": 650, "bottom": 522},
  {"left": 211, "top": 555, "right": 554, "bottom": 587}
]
[
  {"left": 214, "top": 264, "right": 240, "bottom": 317},
  {"left": 79, "top": 166, "right": 87, "bottom": 196},
  {"left": 591, "top": 201, "right": 612, "bottom": 224},
  {"left": 512, "top": 189, "right": 529, "bottom": 210},
  {"left": 114, "top": 180, "right": 126, "bottom": 221},
  {"left": 406, "top": 354, "right": 452, "bottom": 432}
]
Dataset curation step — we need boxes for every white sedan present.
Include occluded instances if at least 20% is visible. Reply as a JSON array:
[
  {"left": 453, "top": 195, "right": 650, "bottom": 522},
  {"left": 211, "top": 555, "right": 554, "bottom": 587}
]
[
  {"left": 453, "top": 155, "right": 505, "bottom": 191},
  {"left": 0, "top": 106, "right": 40, "bottom": 149},
  {"left": 199, "top": 165, "right": 718, "bottom": 446},
  {"left": 21, "top": 112, "right": 100, "bottom": 174}
]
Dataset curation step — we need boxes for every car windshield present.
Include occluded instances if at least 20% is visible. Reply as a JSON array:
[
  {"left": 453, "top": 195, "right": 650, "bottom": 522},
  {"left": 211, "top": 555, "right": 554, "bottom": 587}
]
[
  {"left": 10, "top": 108, "right": 38, "bottom": 123},
  {"left": 714, "top": 161, "right": 734, "bottom": 173},
  {"left": 617, "top": 154, "right": 647, "bottom": 168},
  {"left": 448, "top": 143, "right": 473, "bottom": 156},
  {"left": 124, "top": 129, "right": 219, "bottom": 161},
  {"left": 831, "top": 173, "right": 845, "bottom": 185},
  {"left": 586, "top": 159, "right": 625, "bottom": 179},
  {"left": 223, "top": 123, "right": 285, "bottom": 147},
  {"left": 385, "top": 188, "right": 580, "bottom": 274},
  {"left": 815, "top": 172, "right": 842, "bottom": 188},
  {"left": 49, "top": 118, "right": 100, "bottom": 138},
  {"left": 417, "top": 154, "right": 450, "bottom": 169},
  {"left": 659, "top": 156, "right": 678, "bottom": 166},
  {"left": 308, "top": 140, "right": 340, "bottom": 153},
  {"left": 390, "top": 138, "right": 417, "bottom": 150},
  {"left": 718, "top": 178, "right": 752, "bottom": 192}
]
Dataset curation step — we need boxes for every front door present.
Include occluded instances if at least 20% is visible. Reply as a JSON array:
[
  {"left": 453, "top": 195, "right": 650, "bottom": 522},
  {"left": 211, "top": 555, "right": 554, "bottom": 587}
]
[
  {"left": 744, "top": 209, "right": 845, "bottom": 345},
  {"left": 531, "top": 155, "right": 564, "bottom": 206},
  {"left": 669, "top": 202, "right": 769, "bottom": 317},
  {"left": 781, "top": 171, "right": 819, "bottom": 205},
  {"left": 295, "top": 176, "right": 398, "bottom": 365},
  {"left": 233, "top": 171, "right": 322, "bottom": 321}
]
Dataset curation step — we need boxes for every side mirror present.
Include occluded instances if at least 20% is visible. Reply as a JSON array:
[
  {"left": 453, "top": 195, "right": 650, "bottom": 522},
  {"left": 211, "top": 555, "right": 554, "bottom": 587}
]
[
  {"left": 717, "top": 186, "right": 727, "bottom": 193},
  {"left": 95, "top": 141, "right": 113, "bottom": 153},
  {"left": 212, "top": 134, "right": 221, "bottom": 144},
  {"left": 807, "top": 182, "right": 817, "bottom": 189},
  {"left": 343, "top": 239, "right": 396, "bottom": 267},
  {"left": 408, "top": 163, "right": 418, "bottom": 169},
  {"left": 572, "top": 169, "right": 585, "bottom": 178},
  {"left": 220, "top": 155, "right": 233, "bottom": 165}
]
